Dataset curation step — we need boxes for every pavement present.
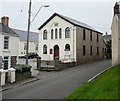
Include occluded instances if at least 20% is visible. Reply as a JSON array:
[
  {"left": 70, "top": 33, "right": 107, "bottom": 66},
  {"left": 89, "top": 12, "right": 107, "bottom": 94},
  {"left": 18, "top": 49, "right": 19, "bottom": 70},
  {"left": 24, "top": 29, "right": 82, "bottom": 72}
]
[{"left": 1, "top": 59, "right": 111, "bottom": 99}]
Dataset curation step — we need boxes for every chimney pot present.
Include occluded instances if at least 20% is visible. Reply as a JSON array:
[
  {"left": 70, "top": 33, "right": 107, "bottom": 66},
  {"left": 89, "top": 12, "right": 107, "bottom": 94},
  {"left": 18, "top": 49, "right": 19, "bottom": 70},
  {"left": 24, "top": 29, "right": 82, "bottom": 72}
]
[{"left": 1, "top": 16, "right": 9, "bottom": 26}]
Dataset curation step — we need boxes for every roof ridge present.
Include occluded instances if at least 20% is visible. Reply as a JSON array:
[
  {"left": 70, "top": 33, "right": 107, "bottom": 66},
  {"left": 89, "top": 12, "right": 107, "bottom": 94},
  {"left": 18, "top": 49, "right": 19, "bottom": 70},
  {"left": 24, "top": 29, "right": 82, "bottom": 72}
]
[{"left": 12, "top": 28, "right": 39, "bottom": 34}]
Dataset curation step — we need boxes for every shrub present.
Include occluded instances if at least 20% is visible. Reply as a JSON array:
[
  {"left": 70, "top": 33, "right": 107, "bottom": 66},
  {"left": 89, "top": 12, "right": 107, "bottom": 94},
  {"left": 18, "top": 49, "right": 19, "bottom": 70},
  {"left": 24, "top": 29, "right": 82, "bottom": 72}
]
[{"left": 13, "top": 65, "right": 32, "bottom": 73}]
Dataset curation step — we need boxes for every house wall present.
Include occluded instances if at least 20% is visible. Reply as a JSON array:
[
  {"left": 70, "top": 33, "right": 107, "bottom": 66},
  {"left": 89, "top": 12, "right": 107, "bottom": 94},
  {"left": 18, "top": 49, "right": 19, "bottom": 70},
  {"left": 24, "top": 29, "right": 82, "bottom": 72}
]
[
  {"left": 19, "top": 41, "right": 38, "bottom": 56},
  {"left": 39, "top": 16, "right": 76, "bottom": 61},
  {"left": 0, "top": 32, "right": 19, "bottom": 69},
  {"left": 112, "top": 16, "right": 120, "bottom": 66},
  {"left": 76, "top": 26, "right": 105, "bottom": 64}
]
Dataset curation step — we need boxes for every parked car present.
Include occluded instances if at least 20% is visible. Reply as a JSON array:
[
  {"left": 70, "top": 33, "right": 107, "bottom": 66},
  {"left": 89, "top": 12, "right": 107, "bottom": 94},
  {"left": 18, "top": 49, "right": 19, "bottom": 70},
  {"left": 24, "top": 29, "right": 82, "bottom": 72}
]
[{"left": 19, "top": 53, "right": 38, "bottom": 59}]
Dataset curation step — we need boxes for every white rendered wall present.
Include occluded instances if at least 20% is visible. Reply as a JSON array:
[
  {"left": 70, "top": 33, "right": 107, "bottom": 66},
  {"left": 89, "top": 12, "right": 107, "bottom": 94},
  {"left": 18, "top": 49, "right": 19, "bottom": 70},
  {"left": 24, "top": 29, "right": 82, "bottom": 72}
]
[
  {"left": 39, "top": 16, "right": 76, "bottom": 61},
  {"left": 19, "top": 41, "right": 38, "bottom": 56},
  {"left": 112, "top": 15, "right": 120, "bottom": 66}
]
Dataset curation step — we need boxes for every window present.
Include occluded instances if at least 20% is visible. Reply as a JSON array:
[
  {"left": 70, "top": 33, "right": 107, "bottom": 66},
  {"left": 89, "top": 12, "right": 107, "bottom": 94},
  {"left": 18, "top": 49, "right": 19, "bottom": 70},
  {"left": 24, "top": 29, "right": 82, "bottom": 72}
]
[
  {"left": 65, "top": 27, "right": 70, "bottom": 38},
  {"left": 3, "top": 56, "right": 9, "bottom": 69},
  {"left": 83, "top": 29, "right": 86, "bottom": 40},
  {"left": 97, "top": 47, "right": 99, "bottom": 55},
  {"left": 59, "top": 28, "right": 62, "bottom": 39},
  {"left": 24, "top": 43, "right": 27, "bottom": 50},
  {"left": 97, "top": 34, "right": 99, "bottom": 42},
  {"left": 90, "top": 31, "right": 92, "bottom": 41},
  {"left": 90, "top": 46, "right": 92, "bottom": 55},
  {"left": 43, "top": 30, "right": 47, "bottom": 39},
  {"left": 65, "top": 44, "right": 70, "bottom": 50},
  {"left": 83, "top": 45, "right": 86, "bottom": 56},
  {"left": 51, "top": 29, "right": 54, "bottom": 39},
  {"left": 55, "top": 29, "right": 58, "bottom": 39},
  {"left": 35, "top": 44, "right": 38, "bottom": 51},
  {"left": 43, "top": 44, "right": 47, "bottom": 54},
  {"left": 4, "top": 36, "right": 9, "bottom": 49}
]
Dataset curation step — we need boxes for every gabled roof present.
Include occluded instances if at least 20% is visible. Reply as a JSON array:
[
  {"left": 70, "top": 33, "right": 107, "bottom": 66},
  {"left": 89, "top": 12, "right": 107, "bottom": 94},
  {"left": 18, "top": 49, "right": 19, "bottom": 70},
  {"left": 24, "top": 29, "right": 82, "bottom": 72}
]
[
  {"left": 12, "top": 29, "right": 39, "bottom": 42},
  {"left": 38, "top": 13, "right": 103, "bottom": 34},
  {"left": 0, "top": 23, "right": 19, "bottom": 37},
  {"left": 103, "top": 35, "right": 111, "bottom": 41}
]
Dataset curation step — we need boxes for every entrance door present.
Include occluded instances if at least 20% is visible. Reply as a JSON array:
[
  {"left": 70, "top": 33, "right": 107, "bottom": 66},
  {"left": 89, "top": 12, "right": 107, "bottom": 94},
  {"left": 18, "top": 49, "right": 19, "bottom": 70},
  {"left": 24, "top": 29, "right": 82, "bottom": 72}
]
[{"left": 54, "top": 45, "right": 59, "bottom": 60}]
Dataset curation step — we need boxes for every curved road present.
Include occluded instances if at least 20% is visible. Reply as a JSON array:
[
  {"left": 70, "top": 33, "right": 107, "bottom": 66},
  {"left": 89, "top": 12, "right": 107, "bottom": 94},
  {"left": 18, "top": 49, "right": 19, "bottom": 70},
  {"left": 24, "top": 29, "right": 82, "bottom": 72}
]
[{"left": 2, "top": 59, "right": 111, "bottom": 99}]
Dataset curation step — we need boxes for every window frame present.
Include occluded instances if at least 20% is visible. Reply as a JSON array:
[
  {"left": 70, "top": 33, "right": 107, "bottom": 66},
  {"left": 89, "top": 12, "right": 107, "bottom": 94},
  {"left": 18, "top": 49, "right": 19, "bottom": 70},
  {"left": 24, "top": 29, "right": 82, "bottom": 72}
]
[
  {"left": 51, "top": 29, "right": 54, "bottom": 39},
  {"left": 90, "top": 30, "right": 92, "bottom": 41},
  {"left": 43, "top": 30, "right": 47, "bottom": 40},
  {"left": 97, "top": 34, "right": 99, "bottom": 42},
  {"left": 59, "top": 28, "right": 62, "bottom": 39},
  {"left": 55, "top": 28, "right": 58, "bottom": 39},
  {"left": 3, "top": 56, "right": 9, "bottom": 69},
  {"left": 83, "top": 45, "right": 86, "bottom": 56},
  {"left": 65, "top": 44, "right": 70, "bottom": 50},
  {"left": 4, "top": 36, "right": 9, "bottom": 49},
  {"left": 97, "top": 47, "right": 99, "bottom": 55},
  {"left": 65, "top": 27, "right": 70, "bottom": 38},
  {"left": 90, "top": 46, "right": 93, "bottom": 55},
  {"left": 83, "top": 29, "right": 86, "bottom": 40},
  {"left": 43, "top": 44, "right": 47, "bottom": 54}
]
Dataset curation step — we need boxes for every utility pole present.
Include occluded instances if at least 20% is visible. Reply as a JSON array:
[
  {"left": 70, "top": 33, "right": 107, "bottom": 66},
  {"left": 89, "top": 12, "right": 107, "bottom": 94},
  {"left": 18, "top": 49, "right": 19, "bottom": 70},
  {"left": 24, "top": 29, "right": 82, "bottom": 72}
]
[{"left": 26, "top": 0, "right": 32, "bottom": 65}]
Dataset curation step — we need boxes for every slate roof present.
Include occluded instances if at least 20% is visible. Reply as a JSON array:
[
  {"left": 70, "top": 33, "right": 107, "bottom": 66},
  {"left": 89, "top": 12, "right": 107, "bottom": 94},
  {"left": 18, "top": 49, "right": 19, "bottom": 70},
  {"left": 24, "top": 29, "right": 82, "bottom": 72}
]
[
  {"left": 13, "top": 29, "right": 39, "bottom": 42},
  {"left": 103, "top": 35, "right": 111, "bottom": 41},
  {"left": 0, "top": 23, "right": 19, "bottom": 37},
  {"left": 38, "top": 13, "right": 103, "bottom": 34}
]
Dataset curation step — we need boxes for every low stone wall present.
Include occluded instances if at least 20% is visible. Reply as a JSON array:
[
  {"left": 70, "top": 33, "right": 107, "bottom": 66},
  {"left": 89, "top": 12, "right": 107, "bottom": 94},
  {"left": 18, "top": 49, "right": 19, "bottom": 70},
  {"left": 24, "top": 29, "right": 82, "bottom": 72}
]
[
  {"left": 39, "top": 60, "right": 76, "bottom": 71},
  {"left": 55, "top": 61, "right": 76, "bottom": 70},
  {"left": 15, "top": 71, "right": 31, "bottom": 82}
]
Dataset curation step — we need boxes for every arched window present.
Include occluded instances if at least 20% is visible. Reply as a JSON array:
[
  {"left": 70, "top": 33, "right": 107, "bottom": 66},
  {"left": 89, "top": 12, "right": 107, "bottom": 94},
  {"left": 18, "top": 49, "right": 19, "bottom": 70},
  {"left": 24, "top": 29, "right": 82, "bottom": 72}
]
[
  {"left": 65, "top": 44, "right": 70, "bottom": 50},
  {"left": 65, "top": 27, "right": 70, "bottom": 38},
  {"left": 43, "top": 30, "right": 47, "bottom": 39},
  {"left": 59, "top": 28, "right": 62, "bottom": 39},
  {"left": 55, "top": 29, "right": 58, "bottom": 39},
  {"left": 51, "top": 29, "right": 53, "bottom": 39},
  {"left": 43, "top": 44, "right": 47, "bottom": 54}
]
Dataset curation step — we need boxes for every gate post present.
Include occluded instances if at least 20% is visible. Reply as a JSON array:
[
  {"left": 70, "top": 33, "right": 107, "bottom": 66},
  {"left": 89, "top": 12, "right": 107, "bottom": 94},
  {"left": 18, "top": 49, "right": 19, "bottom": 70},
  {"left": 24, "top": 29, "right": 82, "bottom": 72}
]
[
  {"left": 11, "top": 56, "right": 17, "bottom": 67},
  {"left": 37, "top": 56, "right": 41, "bottom": 71}
]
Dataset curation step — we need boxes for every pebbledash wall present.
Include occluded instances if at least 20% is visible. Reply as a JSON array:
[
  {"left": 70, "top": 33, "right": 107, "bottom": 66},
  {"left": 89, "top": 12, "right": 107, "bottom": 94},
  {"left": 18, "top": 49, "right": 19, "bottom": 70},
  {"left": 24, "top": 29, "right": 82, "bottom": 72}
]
[{"left": 38, "top": 13, "right": 105, "bottom": 65}]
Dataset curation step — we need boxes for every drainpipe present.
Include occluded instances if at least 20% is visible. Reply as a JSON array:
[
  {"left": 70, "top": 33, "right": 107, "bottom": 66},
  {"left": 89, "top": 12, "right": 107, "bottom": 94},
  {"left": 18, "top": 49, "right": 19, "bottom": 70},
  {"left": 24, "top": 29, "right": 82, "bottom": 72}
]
[{"left": 73, "top": 26, "right": 78, "bottom": 66}]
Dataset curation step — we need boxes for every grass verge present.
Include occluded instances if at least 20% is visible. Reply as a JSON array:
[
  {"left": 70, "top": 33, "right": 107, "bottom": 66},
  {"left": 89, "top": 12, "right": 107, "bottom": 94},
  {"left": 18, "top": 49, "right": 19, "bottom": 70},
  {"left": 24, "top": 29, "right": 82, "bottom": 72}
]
[{"left": 64, "top": 66, "right": 119, "bottom": 100}]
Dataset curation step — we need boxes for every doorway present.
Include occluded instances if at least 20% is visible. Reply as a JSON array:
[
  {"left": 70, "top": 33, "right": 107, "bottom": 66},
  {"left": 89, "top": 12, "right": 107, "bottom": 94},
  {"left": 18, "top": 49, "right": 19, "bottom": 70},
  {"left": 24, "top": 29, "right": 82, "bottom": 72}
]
[{"left": 54, "top": 45, "right": 59, "bottom": 60}]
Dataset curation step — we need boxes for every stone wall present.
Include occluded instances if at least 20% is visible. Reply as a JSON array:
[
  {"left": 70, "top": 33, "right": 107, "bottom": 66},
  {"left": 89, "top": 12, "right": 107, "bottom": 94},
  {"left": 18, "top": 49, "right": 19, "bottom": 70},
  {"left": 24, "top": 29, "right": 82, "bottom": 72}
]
[{"left": 15, "top": 72, "right": 31, "bottom": 82}]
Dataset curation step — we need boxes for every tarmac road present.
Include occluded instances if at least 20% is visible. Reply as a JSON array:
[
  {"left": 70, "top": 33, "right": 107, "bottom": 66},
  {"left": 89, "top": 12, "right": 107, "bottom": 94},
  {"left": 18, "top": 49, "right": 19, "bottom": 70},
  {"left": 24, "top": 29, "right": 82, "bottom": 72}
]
[{"left": 2, "top": 59, "right": 111, "bottom": 99}]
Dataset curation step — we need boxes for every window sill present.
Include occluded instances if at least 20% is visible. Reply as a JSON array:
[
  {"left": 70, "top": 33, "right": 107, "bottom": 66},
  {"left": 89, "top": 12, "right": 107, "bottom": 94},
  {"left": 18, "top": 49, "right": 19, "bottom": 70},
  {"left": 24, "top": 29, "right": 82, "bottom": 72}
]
[{"left": 2, "top": 49, "right": 10, "bottom": 52}]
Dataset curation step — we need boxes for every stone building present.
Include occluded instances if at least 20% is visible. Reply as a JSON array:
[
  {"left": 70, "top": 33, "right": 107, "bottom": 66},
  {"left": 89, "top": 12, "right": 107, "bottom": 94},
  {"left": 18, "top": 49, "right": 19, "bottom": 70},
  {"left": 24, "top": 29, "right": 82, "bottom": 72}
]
[
  {"left": 112, "top": 2, "right": 120, "bottom": 66},
  {"left": 38, "top": 13, "right": 105, "bottom": 65}
]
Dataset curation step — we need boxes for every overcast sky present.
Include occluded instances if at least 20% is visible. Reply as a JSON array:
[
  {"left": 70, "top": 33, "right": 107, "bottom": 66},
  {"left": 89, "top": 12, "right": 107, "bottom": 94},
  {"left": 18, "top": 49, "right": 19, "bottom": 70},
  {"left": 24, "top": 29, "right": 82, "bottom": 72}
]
[{"left": 0, "top": 0, "right": 117, "bottom": 34}]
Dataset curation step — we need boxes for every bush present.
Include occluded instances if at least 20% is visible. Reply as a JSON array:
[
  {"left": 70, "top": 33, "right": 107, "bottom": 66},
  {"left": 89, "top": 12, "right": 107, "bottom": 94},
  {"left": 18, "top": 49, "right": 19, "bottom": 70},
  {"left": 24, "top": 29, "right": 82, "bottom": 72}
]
[{"left": 13, "top": 65, "right": 32, "bottom": 73}]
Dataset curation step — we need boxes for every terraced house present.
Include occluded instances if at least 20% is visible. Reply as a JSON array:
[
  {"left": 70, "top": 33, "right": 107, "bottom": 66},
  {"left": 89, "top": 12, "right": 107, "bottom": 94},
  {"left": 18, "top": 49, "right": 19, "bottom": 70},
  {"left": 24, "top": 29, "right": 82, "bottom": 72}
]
[
  {"left": 12, "top": 29, "right": 39, "bottom": 57},
  {"left": 38, "top": 13, "right": 105, "bottom": 65},
  {"left": 0, "top": 16, "right": 19, "bottom": 69}
]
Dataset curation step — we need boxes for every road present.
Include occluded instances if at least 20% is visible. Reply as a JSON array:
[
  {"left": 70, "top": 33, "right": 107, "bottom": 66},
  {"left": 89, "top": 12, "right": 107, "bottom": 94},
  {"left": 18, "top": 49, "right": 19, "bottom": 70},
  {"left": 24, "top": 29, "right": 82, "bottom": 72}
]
[{"left": 2, "top": 59, "right": 111, "bottom": 99}]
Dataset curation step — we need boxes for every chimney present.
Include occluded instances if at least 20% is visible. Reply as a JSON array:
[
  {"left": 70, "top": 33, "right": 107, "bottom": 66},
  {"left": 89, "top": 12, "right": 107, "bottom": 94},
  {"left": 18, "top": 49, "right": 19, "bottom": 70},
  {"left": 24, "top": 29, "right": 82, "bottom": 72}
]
[
  {"left": 1, "top": 16, "right": 9, "bottom": 26},
  {"left": 114, "top": 2, "right": 119, "bottom": 15},
  {"left": 105, "top": 32, "right": 108, "bottom": 35}
]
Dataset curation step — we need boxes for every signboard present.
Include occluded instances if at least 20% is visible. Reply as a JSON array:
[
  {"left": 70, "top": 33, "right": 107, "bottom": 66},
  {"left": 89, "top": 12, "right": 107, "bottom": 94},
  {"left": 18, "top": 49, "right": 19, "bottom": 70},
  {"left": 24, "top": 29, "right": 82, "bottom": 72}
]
[
  {"left": 64, "top": 49, "right": 70, "bottom": 55},
  {"left": 63, "top": 59, "right": 72, "bottom": 63}
]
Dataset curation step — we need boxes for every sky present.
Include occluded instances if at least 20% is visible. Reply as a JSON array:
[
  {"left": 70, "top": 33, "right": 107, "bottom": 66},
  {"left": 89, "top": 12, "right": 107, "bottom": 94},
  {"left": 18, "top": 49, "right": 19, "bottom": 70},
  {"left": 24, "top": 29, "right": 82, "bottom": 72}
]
[{"left": 0, "top": 0, "right": 117, "bottom": 34}]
